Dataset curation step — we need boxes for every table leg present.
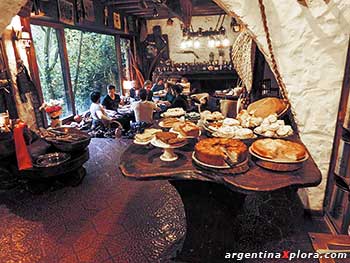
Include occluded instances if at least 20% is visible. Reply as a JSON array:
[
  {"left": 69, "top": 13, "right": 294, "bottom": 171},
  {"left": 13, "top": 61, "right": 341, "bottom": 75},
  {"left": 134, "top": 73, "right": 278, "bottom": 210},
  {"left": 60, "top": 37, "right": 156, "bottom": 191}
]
[{"left": 169, "top": 180, "right": 246, "bottom": 262}]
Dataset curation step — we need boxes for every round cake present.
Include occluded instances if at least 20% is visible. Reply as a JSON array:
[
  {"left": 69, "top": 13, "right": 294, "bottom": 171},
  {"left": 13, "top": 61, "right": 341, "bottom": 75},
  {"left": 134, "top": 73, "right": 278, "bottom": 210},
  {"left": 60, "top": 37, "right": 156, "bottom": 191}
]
[{"left": 194, "top": 138, "right": 248, "bottom": 166}]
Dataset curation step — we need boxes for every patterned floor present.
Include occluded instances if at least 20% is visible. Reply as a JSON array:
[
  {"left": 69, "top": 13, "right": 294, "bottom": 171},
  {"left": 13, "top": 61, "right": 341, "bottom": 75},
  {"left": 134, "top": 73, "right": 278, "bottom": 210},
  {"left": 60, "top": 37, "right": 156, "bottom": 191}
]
[{"left": 0, "top": 138, "right": 330, "bottom": 263}]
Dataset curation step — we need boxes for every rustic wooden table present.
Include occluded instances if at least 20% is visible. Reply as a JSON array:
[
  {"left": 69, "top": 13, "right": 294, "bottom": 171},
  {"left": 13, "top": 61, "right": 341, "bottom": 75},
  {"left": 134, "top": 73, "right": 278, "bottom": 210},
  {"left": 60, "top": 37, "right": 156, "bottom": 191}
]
[{"left": 120, "top": 135, "right": 322, "bottom": 262}]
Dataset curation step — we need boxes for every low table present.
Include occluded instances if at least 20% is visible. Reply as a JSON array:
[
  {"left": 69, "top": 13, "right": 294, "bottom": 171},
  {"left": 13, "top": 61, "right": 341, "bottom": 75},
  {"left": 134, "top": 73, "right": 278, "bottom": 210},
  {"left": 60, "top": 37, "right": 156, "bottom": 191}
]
[{"left": 120, "top": 137, "right": 321, "bottom": 262}]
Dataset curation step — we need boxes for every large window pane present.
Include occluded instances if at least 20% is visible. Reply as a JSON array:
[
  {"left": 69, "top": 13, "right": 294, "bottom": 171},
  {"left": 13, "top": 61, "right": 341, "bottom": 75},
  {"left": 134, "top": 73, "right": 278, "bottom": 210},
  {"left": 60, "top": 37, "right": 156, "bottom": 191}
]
[
  {"left": 65, "top": 29, "right": 119, "bottom": 114},
  {"left": 31, "top": 25, "right": 72, "bottom": 118}
]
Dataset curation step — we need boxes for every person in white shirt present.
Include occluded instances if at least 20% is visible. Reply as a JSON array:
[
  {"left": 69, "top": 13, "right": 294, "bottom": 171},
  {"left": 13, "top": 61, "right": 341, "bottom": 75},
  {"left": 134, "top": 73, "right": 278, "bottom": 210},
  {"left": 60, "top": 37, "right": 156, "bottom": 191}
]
[{"left": 132, "top": 89, "right": 160, "bottom": 123}]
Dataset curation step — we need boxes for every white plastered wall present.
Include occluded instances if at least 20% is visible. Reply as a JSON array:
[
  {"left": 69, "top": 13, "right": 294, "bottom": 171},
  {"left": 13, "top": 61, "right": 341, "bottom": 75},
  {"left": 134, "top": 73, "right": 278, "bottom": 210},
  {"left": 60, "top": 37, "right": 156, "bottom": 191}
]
[{"left": 215, "top": 0, "right": 350, "bottom": 210}]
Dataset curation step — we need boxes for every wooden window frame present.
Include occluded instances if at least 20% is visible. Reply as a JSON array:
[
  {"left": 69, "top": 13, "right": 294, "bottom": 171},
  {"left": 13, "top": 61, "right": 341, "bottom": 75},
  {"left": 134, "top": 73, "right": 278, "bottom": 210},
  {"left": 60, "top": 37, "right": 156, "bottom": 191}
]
[{"left": 28, "top": 18, "right": 130, "bottom": 124}]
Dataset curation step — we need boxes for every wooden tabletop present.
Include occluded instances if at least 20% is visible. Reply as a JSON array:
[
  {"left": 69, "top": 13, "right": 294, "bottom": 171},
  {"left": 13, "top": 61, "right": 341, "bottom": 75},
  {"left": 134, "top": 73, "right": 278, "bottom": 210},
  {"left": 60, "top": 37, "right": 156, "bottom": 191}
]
[{"left": 119, "top": 135, "right": 322, "bottom": 194}]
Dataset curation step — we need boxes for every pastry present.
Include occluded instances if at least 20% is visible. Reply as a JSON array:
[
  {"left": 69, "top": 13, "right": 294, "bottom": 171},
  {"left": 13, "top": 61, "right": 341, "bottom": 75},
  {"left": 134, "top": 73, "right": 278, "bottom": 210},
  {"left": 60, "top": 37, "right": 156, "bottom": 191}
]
[
  {"left": 235, "top": 128, "right": 254, "bottom": 139},
  {"left": 251, "top": 138, "right": 307, "bottom": 161},
  {"left": 247, "top": 98, "right": 288, "bottom": 118},
  {"left": 223, "top": 118, "right": 240, "bottom": 126},
  {"left": 172, "top": 121, "right": 200, "bottom": 137},
  {"left": 195, "top": 138, "right": 248, "bottom": 166},
  {"left": 155, "top": 132, "right": 186, "bottom": 146},
  {"left": 161, "top": 118, "right": 180, "bottom": 128},
  {"left": 214, "top": 126, "right": 236, "bottom": 138}
]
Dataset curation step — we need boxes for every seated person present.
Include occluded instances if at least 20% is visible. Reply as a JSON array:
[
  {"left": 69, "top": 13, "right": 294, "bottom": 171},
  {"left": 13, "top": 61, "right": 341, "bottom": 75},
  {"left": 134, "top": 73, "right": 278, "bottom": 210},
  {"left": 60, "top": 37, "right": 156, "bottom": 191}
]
[
  {"left": 132, "top": 89, "right": 160, "bottom": 123},
  {"left": 169, "top": 85, "right": 188, "bottom": 111},
  {"left": 151, "top": 77, "right": 165, "bottom": 93},
  {"left": 163, "top": 82, "right": 175, "bottom": 104},
  {"left": 129, "top": 82, "right": 141, "bottom": 101},
  {"left": 101, "top": 84, "right": 122, "bottom": 111},
  {"left": 178, "top": 77, "right": 191, "bottom": 95},
  {"left": 143, "top": 80, "right": 153, "bottom": 101},
  {"left": 90, "top": 91, "right": 113, "bottom": 129}
]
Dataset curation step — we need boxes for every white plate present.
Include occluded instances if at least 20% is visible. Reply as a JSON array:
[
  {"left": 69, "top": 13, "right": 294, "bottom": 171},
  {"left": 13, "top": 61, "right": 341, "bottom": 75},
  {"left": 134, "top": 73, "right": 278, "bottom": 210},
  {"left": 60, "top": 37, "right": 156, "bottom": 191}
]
[
  {"left": 133, "top": 139, "right": 151, "bottom": 145},
  {"left": 151, "top": 137, "right": 187, "bottom": 149},
  {"left": 253, "top": 128, "right": 293, "bottom": 138},
  {"left": 212, "top": 132, "right": 257, "bottom": 140},
  {"left": 169, "top": 128, "right": 201, "bottom": 139},
  {"left": 248, "top": 146, "right": 309, "bottom": 164},
  {"left": 161, "top": 110, "right": 186, "bottom": 118}
]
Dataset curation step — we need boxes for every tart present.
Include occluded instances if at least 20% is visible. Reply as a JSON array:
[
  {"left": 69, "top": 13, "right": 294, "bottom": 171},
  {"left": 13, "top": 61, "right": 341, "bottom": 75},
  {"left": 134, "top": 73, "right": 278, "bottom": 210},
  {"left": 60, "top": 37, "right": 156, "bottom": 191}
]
[
  {"left": 251, "top": 138, "right": 306, "bottom": 162},
  {"left": 194, "top": 138, "right": 248, "bottom": 166},
  {"left": 155, "top": 131, "right": 186, "bottom": 146}
]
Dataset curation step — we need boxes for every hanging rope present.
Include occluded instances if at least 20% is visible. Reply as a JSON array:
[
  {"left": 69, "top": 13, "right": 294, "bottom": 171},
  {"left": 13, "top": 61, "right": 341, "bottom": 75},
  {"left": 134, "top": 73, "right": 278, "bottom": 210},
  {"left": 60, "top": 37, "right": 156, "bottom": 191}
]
[{"left": 258, "top": 0, "right": 289, "bottom": 103}]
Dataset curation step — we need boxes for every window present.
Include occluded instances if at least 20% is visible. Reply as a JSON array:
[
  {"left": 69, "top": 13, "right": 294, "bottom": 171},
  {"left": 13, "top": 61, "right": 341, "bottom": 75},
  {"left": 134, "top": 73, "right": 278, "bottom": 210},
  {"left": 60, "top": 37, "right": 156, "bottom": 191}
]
[
  {"left": 65, "top": 29, "right": 119, "bottom": 114},
  {"left": 31, "top": 25, "right": 73, "bottom": 118},
  {"left": 31, "top": 23, "right": 123, "bottom": 119}
]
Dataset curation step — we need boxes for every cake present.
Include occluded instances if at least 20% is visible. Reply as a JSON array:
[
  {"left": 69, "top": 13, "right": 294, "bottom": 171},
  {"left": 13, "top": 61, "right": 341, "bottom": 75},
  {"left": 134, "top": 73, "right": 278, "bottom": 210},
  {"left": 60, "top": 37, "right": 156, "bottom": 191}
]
[
  {"left": 194, "top": 138, "right": 248, "bottom": 166},
  {"left": 251, "top": 138, "right": 306, "bottom": 162},
  {"left": 155, "top": 132, "right": 186, "bottom": 146},
  {"left": 172, "top": 121, "right": 200, "bottom": 137}
]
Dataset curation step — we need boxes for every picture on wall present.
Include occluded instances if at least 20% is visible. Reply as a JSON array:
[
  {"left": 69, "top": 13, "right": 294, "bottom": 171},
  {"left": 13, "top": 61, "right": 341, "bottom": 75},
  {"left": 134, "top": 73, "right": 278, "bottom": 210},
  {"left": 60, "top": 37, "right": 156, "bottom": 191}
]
[
  {"left": 113, "top": 12, "right": 122, "bottom": 30},
  {"left": 58, "top": 0, "right": 75, "bottom": 25},
  {"left": 83, "top": 0, "right": 95, "bottom": 22}
]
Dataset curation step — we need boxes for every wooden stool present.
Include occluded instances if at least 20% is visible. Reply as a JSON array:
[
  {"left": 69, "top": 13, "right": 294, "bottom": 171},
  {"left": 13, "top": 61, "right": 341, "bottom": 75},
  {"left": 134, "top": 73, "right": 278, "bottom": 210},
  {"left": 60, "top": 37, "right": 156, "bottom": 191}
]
[{"left": 309, "top": 232, "right": 350, "bottom": 263}]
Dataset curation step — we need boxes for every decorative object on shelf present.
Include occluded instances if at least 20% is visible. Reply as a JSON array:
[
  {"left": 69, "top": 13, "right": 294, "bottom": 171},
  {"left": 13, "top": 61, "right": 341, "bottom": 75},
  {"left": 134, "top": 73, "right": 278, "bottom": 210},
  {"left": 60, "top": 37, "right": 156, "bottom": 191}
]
[
  {"left": 113, "top": 12, "right": 122, "bottom": 30},
  {"left": 103, "top": 6, "right": 108, "bottom": 26},
  {"left": 40, "top": 99, "right": 63, "bottom": 128},
  {"left": 82, "top": 0, "right": 95, "bottom": 22},
  {"left": 58, "top": 0, "right": 75, "bottom": 25},
  {"left": 76, "top": 0, "right": 84, "bottom": 23}
]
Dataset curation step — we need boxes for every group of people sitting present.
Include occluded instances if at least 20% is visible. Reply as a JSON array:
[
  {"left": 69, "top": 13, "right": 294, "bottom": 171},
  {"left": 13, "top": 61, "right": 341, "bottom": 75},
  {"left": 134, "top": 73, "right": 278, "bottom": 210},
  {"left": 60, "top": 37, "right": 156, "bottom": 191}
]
[{"left": 88, "top": 77, "right": 192, "bottom": 135}]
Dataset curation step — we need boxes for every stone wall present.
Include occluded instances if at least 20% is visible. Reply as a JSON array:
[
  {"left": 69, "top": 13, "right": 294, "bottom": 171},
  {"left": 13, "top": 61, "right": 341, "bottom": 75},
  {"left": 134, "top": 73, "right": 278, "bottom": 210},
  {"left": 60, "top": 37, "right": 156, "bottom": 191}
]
[
  {"left": 215, "top": 0, "right": 350, "bottom": 210},
  {"left": 147, "top": 15, "right": 239, "bottom": 63}
]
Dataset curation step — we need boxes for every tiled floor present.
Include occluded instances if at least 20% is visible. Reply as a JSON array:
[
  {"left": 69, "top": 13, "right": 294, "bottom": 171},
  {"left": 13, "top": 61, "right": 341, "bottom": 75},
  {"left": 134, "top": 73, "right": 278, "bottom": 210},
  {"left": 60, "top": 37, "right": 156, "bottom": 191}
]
[{"left": 0, "top": 138, "right": 330, "bottom": 263}]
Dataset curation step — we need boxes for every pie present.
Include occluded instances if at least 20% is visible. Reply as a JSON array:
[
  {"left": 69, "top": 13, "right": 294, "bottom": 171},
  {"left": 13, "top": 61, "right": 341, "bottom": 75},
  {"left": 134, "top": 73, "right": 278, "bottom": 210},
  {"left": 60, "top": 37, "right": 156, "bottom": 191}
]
[
  {"left": 247, "top": 98, "right": 288, "bottom": 118},
  {"left": 251, "top": 138, "right": 306, "bottom": 162},
  {"left": 172, "top": 121, "right": 200, "bottom": 137},
  {"left": 194, "top": 138, "right": 248, "bottom": 166},
  {"left": 155, "top": 132, "right": 186, "bottom": 146}
]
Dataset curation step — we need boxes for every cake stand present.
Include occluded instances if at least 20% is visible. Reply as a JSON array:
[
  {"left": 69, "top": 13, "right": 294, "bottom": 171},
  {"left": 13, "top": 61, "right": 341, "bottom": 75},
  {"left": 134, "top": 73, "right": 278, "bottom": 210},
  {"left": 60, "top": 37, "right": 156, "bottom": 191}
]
[{"left": 151, "top": 138, "right": 187, "bottom": 162}]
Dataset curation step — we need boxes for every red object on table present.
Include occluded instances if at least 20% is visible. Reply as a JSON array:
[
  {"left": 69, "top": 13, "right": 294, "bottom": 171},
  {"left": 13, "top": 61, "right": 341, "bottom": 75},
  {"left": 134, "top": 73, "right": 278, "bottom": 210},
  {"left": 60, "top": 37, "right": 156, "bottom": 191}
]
[{"left": 13, "top": 121, "right": 32, "bottom": 170}]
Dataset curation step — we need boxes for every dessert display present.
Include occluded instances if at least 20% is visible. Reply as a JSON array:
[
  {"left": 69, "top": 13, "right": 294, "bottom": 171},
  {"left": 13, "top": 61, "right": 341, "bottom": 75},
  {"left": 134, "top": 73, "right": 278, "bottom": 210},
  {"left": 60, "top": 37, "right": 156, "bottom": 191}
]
[
  {"left": 158, "top": 117, "right": 181, "bottom": 128},
  {"left": 162, "top": 107, "right": 186, "bottom": 118},
  {"left": 250, "top": 138, "right": 307, "bottom": 162},
  {"left": 253, "top": 114, "right": 293, "bottom": 138},
  {"left": 194, "top": 138, "right": 248, "bottom": 167},
  {"left": 237, "top": 110, "right": 263, "bottom": 128},
  {"left": 155, "top": 131, "right": 187, "bottom": 146},
  {"left": 212, "top": 126, "right": 255, "bottom": 140},
  {"left": 200, "top": 110, "right": 224, "bottom": 121},
  {"left": 152, "top": 131, "right": 188, "bottom": 162},
  {"left": 134, "top": 128, "right": 162, "bottom": 144},
  {"left": 246, "top": 97, "right": 289, "bottom": 118},
  {"left": 172, "top": 121, "right": 200, "bottom": 138}
]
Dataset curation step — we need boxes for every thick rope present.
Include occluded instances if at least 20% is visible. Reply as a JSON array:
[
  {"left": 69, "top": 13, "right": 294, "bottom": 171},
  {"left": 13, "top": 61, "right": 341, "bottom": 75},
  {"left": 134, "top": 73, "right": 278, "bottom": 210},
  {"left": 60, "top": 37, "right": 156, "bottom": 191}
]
[{"left": 258, "top": 0, "right": 289, "bottom": 102}]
